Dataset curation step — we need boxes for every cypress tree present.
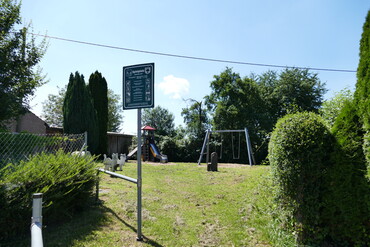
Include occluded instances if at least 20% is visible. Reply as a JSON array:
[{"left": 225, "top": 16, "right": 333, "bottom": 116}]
[
  {"left": 63, "top": 72, "right": 99, "bottom": 154},
  {"left": 354, "top": 10, "right": 370, "bottom": 168},
  {"left": 88, "top": 71, "right": 108, "bottom": 155}
]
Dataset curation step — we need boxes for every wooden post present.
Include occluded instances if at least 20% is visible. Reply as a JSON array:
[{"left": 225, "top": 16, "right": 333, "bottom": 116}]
[{"left": 207, "top": 152, "right": 218, "bottom": 172}]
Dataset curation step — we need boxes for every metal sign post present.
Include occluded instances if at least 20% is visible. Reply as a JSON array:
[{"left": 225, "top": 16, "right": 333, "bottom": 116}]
[
  {"left": 136, "top": 108, "right": 143, "bottom": 241},
  {"left": 123, "top": 63, "right": 154, "bottom": 241}
]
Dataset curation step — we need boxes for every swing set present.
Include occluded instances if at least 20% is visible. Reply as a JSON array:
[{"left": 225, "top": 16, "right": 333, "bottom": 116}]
[{"left": 197, "top": 128, "right": 255, "bottom": 166}]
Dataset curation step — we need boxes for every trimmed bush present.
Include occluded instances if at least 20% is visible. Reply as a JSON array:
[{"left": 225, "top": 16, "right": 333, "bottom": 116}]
[
  {"left": 0, "top": 150, "right": 97, "bottom": 240},
  {"left": 269, "top": 110, "right": 370, "bottom": 246},
  {"left": 268, "top": 112, "right": 334, "bottom": 245}
]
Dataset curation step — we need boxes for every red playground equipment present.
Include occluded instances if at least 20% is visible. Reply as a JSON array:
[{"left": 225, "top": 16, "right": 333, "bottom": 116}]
[{"left": 126, "top": 125, "right": 168, "bottom": 163}]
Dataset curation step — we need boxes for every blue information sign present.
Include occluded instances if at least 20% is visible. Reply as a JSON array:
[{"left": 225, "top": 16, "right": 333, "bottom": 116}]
[{"left": 123, "top": 63, "right": 154, "bottom": 109}]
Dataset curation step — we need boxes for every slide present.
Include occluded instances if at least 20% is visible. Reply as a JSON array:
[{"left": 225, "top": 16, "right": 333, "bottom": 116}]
[
  {"left": 126, "top": 145, "right": 142, "bottom": 161},
  {"left": 149, "top": 143, "right": 161, "bottom": 157},
  {"left": 149, "top": 143, "right": 168, "bottom": 163}
]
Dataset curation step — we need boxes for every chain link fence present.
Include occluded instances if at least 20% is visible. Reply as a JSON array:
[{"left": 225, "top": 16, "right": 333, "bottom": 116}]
[{"left": 0, "top": 132, "right": 86, "bottom": 168}]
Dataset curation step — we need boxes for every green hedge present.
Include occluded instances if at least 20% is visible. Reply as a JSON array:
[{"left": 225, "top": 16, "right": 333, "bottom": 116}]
[
  {"left": 269, "top": 111, "right": 370, "bottom": 246},
  {"left": 329, "top": 101, "right": 370, "bottom": 245},
  {"left": 0, "top": 150, "right": 98, "bottom": 240},
  {"left": 268, "top": 112, "right": 334, "bottom": 245}
]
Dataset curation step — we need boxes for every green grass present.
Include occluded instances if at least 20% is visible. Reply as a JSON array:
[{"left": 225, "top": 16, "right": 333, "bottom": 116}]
[{"left": 6, "top": 162, "right": 295, "bottom": 247}]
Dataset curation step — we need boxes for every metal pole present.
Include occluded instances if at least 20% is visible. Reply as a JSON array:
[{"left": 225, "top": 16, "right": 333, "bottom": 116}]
[
  {"left": 84, "top": 131, "right": 88, "bottom": 148},
  {"left": 137, "top": 109, "right": 143, "bottom": 241},
  {"left": 211, "top": 129, "right": 245, "bottom": 133},
  {"left": 98, "top": 168, "right": 138, "bottom": 184},
  {"left": 31, "top": 193, "right": 43, "bottom": 247},
  {"left": 95, "top": 170, "right": 100, "bottom": 202},
  {"left": 206, "top": 130, "right": 211, "bottom": 165},
  {"left": 197, "top": 129, "right": 210, "bottom": 165},
  {"left": 244, "top": 128, "right": 253, "bottom": 166}
]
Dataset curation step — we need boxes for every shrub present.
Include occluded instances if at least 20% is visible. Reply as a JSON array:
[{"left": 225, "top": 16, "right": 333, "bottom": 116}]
[
  {"left": 0, "top": 150, "right": 98, "bottom": 240},
  {"left": 268, "top": 112, "right": 334, "bottom": 245}
]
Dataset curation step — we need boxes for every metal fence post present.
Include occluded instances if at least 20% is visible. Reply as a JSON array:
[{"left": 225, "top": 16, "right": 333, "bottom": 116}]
[
  {"left": 31, "top": 193, "right": 43, "bottom": 247},
  {"left": 96, "top": 170, "right": 100, "bottom": 202},
  {"left": 84, "top": 131, "right": 88, "bottom": 148}
]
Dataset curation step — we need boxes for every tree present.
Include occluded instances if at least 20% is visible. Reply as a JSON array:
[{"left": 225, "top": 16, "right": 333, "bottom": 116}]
[
  {"left": 354, "top": 10, "right": 370, "bottom": 168},
  {"left": 88, "top": 71, "right": 108, "bottom": 155},
  {"left": 256, "top": 68, "right": 326, "bottom": 124},
  {"left": 63, "top": 72, "right": 98, "bottom": 153},
  {"left": 142, "top": 106, "right": 175, "bottom": 137},
  {"left": 41, "top": 86, "right": 66, "bottom": 127},
  {"left": 107, "top": 89, "right": 123, "bottom": 132},
  {"left": 42, "top": 87, "right": 123, "bottom": 131},
  {"left": 319, "top": 88, "right": 353, "bottom": 127},
  {"left": 181, "top": 98, "right": 210, "bottom": 139},
  {"left": 0, "top": 0, "right": 47, "bottom": 128},
  {"left": 206, "top": 68, "right": 270, "bottom": 163},
  {"left": 178, "top": 99, "right": 211, "bottom": 161},
  {"left": 206, "top": 67, "right": 327, "bottom": 163},
  {"left": 271, "top": 68, "right": 326, "bottom": 116}
]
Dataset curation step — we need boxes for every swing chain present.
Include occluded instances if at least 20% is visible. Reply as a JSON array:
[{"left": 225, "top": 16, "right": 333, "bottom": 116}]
[{"left": 231, "top": 132, "right": 241, "bottom": 159}]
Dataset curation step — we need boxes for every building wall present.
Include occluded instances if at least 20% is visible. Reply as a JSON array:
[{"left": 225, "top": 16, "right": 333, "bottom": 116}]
[
  {"left": 107, "top": 132, "right": 134, "bottom": 156},
  {"left": 6, "top": 112, "right": 48, "bottom": 134}
]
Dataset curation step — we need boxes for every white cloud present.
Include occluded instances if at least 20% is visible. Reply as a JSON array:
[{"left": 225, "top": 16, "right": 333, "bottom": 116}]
[{"left": 158, "top": 75, "right": 190, "bottom": 99}]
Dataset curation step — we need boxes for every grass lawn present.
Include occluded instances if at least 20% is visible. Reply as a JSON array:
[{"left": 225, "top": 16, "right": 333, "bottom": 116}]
[{"left": 9, "top": 162, "right": 295, "bottom": 247}]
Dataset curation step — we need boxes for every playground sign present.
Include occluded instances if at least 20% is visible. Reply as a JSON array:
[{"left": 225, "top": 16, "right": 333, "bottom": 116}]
[
  {"left": 121, "top": 63, "right": 155, "bottom": 241},
  {"left": 123, "top": 63, "right": 154, "bottom": 109}
]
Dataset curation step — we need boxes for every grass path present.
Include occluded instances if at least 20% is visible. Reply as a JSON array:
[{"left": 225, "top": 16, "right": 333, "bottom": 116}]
[{"left": 14, "top": 162, "right": 295, "bottom": 246}]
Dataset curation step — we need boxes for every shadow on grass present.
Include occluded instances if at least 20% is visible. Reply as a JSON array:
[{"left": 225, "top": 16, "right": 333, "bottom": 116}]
[
  {"left": 2, "top": 202, "right": 163, "bottom": 247},
  {"left": 103, "top": 205, "right": 164, "bottom": 247},
  {"left": 1, "top": 203, "right": 107, "bottom": 247}
]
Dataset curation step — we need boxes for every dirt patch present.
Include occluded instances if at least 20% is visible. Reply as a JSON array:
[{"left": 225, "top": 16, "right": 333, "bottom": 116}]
[
  {"left": 125, "top": 160, "right": 177, "bottom": 166},
  {"left": 126, "top": 160, "right": 252, "bottom": 168},
  {"left": 198, "top": 219, "right": 224, "bottom": 247},
  {"left": 199, "top": 163, "right": 252, "bottom": 168}
]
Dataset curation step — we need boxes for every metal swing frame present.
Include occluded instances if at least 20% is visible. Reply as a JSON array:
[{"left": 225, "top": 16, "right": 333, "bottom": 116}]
[{"left": 197, "top": 128, "right": 255, "bottom": 166}]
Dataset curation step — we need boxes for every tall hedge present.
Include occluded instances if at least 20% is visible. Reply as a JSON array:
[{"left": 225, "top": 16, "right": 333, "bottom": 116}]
[
  {"left": 268, "top": 112, "right": 334, "bottom": 245},
  {"left": 354, "top": 10, "right": 370, "bottom": 168},
  {"left": 269, "top": 111, "right": 370, "bottom": 245},
  {"left": 88, "top": 71, "right": 108, "bottom": 156},
  {"left": 63, "top": 72, "right": 99, "bottom": 154},
  {"left": 329, "top": 101, "right": 370, "bottom": 245}
]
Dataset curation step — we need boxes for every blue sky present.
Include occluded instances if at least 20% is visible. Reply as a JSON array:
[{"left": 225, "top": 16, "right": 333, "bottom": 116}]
[{"left": 21, "top": 0, "right": 369, "bottom": 134}]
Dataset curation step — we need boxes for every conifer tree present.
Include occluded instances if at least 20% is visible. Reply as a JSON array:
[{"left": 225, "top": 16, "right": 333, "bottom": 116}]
[
  {"left": 63, "top": 72, "right": 99, "bottom": 153},
  {"left": 354, "top": 10, "right": 370, "bottom": 167},
  {"left": 88, "top": 71, "right": 108, "bottom": 155}
]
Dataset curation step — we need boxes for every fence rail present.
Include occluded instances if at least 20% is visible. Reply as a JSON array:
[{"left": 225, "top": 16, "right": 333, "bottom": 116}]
[{"left": 0, "top": 132, "right": 86, "bottom": 167}]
